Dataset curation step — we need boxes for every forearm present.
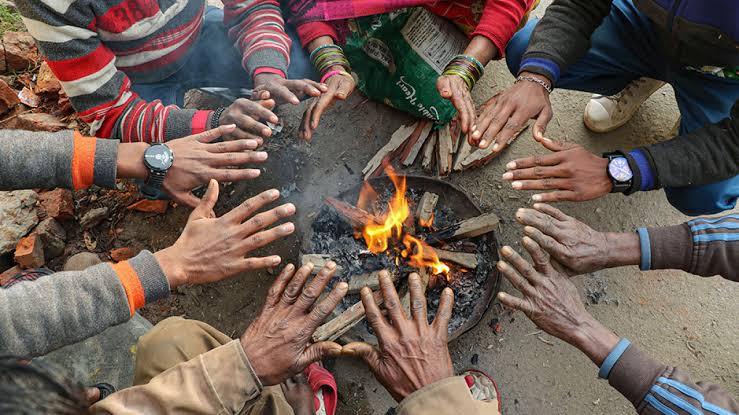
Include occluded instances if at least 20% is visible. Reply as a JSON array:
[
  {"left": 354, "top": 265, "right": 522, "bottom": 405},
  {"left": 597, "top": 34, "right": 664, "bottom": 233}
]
[
  {"left": 0, "top": 131, "right": 118, "bottom": 191},
  {"left": 472, "top": 0, "right": 535, "bottom": 60},
  {"left": 307, "top": 35, "right": 336, "bottom": 53},
  {"left": 463, "top": 36, "right": 497, "bottom": 66},
  {"left": 0, "top": 251, "right": 169, "bottom": 357}
]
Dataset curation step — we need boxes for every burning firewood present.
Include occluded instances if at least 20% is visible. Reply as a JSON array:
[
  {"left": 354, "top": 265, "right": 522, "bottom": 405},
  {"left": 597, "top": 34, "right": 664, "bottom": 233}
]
[
  {"left": 421, "top": 131, "right": 437, "bottom": 173},
  {"left": 400, "top": 121, "right": 434, "bottom": 167},
  {"left": 428, "top": 248, "right": 478, "bottom": 269},
  {"left": 313, "top": 290, "right": 384, "bottom": 343},
  {"left": 300, "top": 254, "right": 344, "bottom": 275},
  {"left": 457, "top": 122, "right": 530, "bottom": 170},
  {"left": 416, "top": 192, "right": 438, "bottom": 228},
  {"left": 426, "top": 212, "right": 500, "bottom": 245},
  {"left": 362, "top": 122, "right": 418, "bottom": 179},
  {"left": 347, "top": 269, "right": 397, "bottom": 294},
  {"left": 437, "top": 124, "right": 453, "bottom": 176},
  {"left": 324, "top": 197, "right": 380, "bottom": 228}
]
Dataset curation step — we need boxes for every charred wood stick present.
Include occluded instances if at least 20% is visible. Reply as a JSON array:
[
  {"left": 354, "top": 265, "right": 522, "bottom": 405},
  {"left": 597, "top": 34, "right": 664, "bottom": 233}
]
[
  {"left": 416, "top": 192, "right": 438, "bottom": 228},
  {"left": 428, "top": 248, "right": 478, "bottom": 269},
  {"left": 325, "top": 197, "right": 380, "bottom": 228},
  {"left": 426, "top": 212, "right": 500, "bottom": 245},
  {"left": 347, "top": 269, "right": 397, "bottom": 294},
  {"left": 312, "top": 290, "right": 384, "bottom": 343},
  {"left": 300, "top": 254, "right": 344, "bottom": 275}
]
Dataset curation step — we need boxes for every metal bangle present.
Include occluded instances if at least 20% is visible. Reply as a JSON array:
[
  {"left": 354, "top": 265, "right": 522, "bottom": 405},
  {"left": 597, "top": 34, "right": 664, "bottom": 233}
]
[
  {"left": 515, "top": 75, "right": 553, "bottom": 94},
  {"left": 211, "top": 107, "right": 227, "bottom": 130}
]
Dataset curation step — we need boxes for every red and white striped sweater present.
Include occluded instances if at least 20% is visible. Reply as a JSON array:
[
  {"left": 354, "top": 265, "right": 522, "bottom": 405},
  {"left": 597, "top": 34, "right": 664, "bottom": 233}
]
[{"left": 15, "top": 0, "right": 291, "bottom": 142}]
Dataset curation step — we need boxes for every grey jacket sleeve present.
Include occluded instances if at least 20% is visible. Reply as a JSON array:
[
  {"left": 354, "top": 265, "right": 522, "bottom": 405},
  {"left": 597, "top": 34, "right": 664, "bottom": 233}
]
[
  {"left": 0, "top": 130, "right": 118, "bottom": 190},
  {"left": 0, "top": 251, "right": 169, "bottom": 357}
]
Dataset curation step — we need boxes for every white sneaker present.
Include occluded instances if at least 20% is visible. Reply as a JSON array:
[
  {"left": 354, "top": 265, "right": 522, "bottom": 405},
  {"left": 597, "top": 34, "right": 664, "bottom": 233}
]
[{"left": 583, "top": 77, "right": 666, "bottom": 133}]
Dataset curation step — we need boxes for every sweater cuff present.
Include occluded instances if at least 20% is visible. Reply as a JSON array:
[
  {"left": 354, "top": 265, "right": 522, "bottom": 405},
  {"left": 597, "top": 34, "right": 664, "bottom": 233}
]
[
  {"left": 254, "top": 67, "right": 286, "bottom": 78},
  {"left": 244, "top": 48, "right": 289, "bottom": 80},
  {"left": 607, "top": 343, "right": 668, "bottom": 408},
  {"left": 646, "top": 224, "right": 693, "bottom": 273},
  {"left": 111, "top": 250, "right": 170, "bottom": 316},
  {"left": 398, "top": 377, "right": 478, "bottom": 415},
  {"left": 629, "top": 149, "right": 656, "bottom": 191},
  {"left": 93, "top": 138, "right": 119, "bottom": 188},
  {"left": 191, "top": 110, "right": 212, "bottom": 134},
  {"left": 71, "top": 132, "right": 98, "bottom": 190},
  {"left": 519, "top": 57, "right": 560, "bottom": 84},
  {"left": 163, "top": 109, "right": 200, "bottom": 142}
]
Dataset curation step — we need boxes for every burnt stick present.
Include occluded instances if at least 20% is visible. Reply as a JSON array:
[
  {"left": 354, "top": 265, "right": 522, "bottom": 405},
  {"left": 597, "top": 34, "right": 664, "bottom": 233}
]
[
  {"left": 312, "top": 290, "right": 384, "bottom": 343},
  {"left": 425, "top": 212, "right": 500, "bottom": 245}
]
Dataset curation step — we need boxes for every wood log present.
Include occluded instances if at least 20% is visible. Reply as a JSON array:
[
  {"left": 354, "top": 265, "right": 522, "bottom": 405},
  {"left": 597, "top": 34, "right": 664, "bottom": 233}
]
[
  {"left": 453, "top": 138, "right": 473, "bottom": 172},
  {"left": 362, "top": 122, "right": 417, "bottom": 179},
  {"left": 437, "top": 124, "right": 453, "bottom": 176},
  {"left": 401, "top": 121, "right": 434, "bottom": 166},
  {"left": 416, "top": 192, "right": 438, "bottom": 228},
  {"left": 426, "top": 212, "right": 500, "bottom": 244},
  {"left": 300, "top": 254, "right": 344, "bottom": 275},
  {"left": 312, "top": 290, "right": 384, "bottom": 342},
  {"left": 458, "top": 122, "right": 530, "bottom": 170},
  {"left": 450, "top": 118, "right": 462, "bottom": 154},
  {"left": 347, "top": 269, "right": 397, "bottom": 294},
  {"left": 428, "top": 248, "right": 478, "bottom": 269},
  {"left": 421, "top": 131, "right": 437, "bottom": 173},
  {"left": 325, "top": 197, "right": 379, "bottom": 228}
]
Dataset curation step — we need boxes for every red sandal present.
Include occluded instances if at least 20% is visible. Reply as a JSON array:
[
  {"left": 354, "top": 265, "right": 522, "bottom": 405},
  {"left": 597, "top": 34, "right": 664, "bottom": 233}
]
[{"left": 304, "top": 363, "right": 338, "bottom": 415}]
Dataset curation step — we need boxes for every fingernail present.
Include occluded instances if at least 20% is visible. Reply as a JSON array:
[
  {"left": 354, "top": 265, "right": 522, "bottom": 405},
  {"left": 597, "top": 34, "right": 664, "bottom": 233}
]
[
  {"left": 472, "top": 131, "right": 480, "bottom": 139},
  {"left": 305, "top": 262, "right": 315, "bottom": 270},
  {"left": 479, "top": 140, "right": 487, "bottom": 147},
  {"left": 285, "top": 263, "right": 295, "bottom": 271},
  {"left": 245, "top": 140, "right": 258, "bottom": 148},
  {"left": 337, "top": 282, "right": 349, "bottom": 291},
  {"left": 501, "top": 246, "right": 513, "bottom": 256},
  {"left": 271, "top": 256, "right": 282, "bottom": 265},
  {"left": 224, "top": 124, "right": 236, "bottom": 130},
  {"left": 326, "top": 261, "right": 336, "bottom": 270},
  {"left": 512, "top": 181, "right": 522, "bottom": 189},
  {"left": 268, "top": 189, "right": 280, "bottom": 198},
  {"left": 492, "top": 143, "right": 500, "bottom": 152},
  {"left": 533, "top": 203, "right": 542, "bottom": 209},
  {"left": 497, "top": 261, "right": 508, "bottom": 270},
  {"left": 502, "top": 172, "right": 513, "bottom": 180},
  {"left": 281, "top": 204, "right": 296, "bottom": 215},
  {"left": 532, "top": 195, "right": 542, "bottom": 202},
  {"left": 523, "top": 226, "right": 535, "bottom": 235},
  {"left": 497, "top": 292, "right": 507, "bottom": 300},
  {"left": 281, "top": 223, "right": 295, "bottom": 233},
  {"left": 543, "top": 137, "right": 553, "bottom": 143},
  {"left": 248, "top": 169, "right": 261, "bottom": 177},
  {"left": 516, "top": 208, "right": 525, "bottom": 216},
  {"left": 262, "top": 129, "right": 272, "bottom": 136},
  {"left": 506, "top": 161, "right": 516, "bottom": 170},
  {"left": 522, "top": 236, "right": 534, "bottom": 246},
  {"left": 256, "top": 152, "right": 268, "bottom": 160}
]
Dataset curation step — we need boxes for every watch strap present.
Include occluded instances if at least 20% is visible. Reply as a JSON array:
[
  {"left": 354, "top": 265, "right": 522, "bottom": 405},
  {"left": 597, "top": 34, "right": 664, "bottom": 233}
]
[{"left": 142, "top": 170, "right": 166, "bottom": 199}]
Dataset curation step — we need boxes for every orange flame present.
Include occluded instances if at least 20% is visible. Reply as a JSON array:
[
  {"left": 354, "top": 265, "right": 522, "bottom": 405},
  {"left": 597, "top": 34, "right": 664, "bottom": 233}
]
[{"left": 358, "top": 165, "right": 450, "bottom": 275}]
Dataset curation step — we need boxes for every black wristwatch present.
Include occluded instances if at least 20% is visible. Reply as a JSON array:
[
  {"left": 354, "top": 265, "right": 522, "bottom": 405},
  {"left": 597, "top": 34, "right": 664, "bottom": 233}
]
[
  {"left": 141, "top": 143, "right": 174, "bottom": 199},
  {"left": 603, "top": 151, "right": 633, "bottom": 193}
]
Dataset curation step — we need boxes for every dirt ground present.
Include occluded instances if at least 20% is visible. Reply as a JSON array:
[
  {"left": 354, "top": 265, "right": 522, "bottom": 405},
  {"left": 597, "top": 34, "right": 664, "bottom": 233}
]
[{"left": 130, "top": 2, "right": 739, "bottom": 414}]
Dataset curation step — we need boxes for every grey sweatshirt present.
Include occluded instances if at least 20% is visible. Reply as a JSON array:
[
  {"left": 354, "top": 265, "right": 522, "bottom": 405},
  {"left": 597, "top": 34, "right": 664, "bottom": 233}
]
[{"left": 0, "top": 130, "right": 171, "bottom": 357}]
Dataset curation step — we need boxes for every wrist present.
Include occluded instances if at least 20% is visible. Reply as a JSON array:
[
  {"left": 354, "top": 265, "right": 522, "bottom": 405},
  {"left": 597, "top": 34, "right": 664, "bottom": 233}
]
[
  {"left": 254, "top": 72, "right": 282, "bottom": 86},
  {"left": 519, "top": 71, "right": 552, "bottom": 90},
  {"left": 570, "top": 316, "right": 620, "bottom": 366},
  {"left": 153, "top": 247, "right": 187, "bottom": 288},
  {"left": 116, "top": 143, "right": 149, "bottom": 180},
  {"left": 603, "top": 232, "right": 641, "bottom": 268}
]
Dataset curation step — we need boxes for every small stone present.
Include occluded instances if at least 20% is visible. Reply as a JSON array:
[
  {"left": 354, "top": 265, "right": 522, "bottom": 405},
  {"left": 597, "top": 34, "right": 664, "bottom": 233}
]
[
  {"left": 18, "top": 86, "right": 40, "bottom": 108},
  {"left": 0, "top": 190, "right": 38, "bottom": 254},
  {"left": 2, "top": 32, "right": 39, "bottom": 72},
  {"left": 16, "top": 113, "right": 67, "bottom": 132},
  {"left": 110, "top": 247, "right": 135, "bottom": 262},
  {"left": 14, "top": 234, "right": 45, "bottom": 269},
  {"left": 35, "top": 61, "right": 62, "bottom": 96},
  {"left": 35, "top": 218, "right": 66, "bottom": 260},
  {"left": 79, "top": 207, "right": 109, "bottom": 229},
  {"left": 470, "top": 353, "right": 479, "bottom": 366},
  {"left": 38, "top": 189, "right": 74, "bottom": 221},
  {"left": 0, "top": 79, "right": 19, "bottom": 114},
  {"left": 127, "top": 199, "right": 169, "bottom": 214},
  {"left": 0, "top": 265, "right": 21, "bottom": 286}
]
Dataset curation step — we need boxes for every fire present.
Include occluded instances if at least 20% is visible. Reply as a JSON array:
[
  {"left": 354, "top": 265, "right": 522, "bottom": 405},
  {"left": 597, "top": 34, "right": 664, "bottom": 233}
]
[{"left": 359, "top": 165, "right": 450, "bottom": 275}]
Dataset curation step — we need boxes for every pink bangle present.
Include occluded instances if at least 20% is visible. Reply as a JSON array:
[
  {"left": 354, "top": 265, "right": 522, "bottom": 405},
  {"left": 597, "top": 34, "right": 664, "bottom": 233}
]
[{"left": 320, "top": 69, "right": 348, "bottom": 83}]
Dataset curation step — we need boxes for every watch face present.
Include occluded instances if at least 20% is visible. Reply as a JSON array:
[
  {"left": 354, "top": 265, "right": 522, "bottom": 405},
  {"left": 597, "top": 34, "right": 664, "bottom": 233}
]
[
  {"left": 608, "top": 157, "right": 633, "bottom": 182},
  {"left": 144, "top": 144, "right": 174, "bottom": 171}
]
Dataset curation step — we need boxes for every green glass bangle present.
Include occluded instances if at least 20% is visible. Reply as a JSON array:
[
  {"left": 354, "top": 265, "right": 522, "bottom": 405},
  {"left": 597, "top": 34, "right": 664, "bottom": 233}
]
[
  {"left": 448, "top": 59, "right": 482, "bottom": 79},
  {"left": 313, "top": 52, "right": 348, "bottom": 68},
  {"left": 309, "top": 44, "right": 343, "bottom": 61},
  {"left": 453, "top": 54, "right": 485, "bottom": 75}
]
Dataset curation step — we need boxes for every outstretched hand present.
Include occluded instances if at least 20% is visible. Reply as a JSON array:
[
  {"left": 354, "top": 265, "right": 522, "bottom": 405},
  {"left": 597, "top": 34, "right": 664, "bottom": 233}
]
[
  {"left": 503, "top": 139, "right": 611, "bottom": 203},
  {"left": 253, "top": 73, "right": 327, "bottom": 105},
  {"left": 437, "top": 74, "right": 476, "bottom": 134},
  {"left": 299, "top": 70, "right": 355, "bottom": 141},
  {"left": 153, "top": 181, "right": 295, "bottom": 288},
  {"left": 343, "top": 272, "right": 454, "bottom": 401},
  {"left": 241, "top": 263, "right": 349, "bottom": 385}
]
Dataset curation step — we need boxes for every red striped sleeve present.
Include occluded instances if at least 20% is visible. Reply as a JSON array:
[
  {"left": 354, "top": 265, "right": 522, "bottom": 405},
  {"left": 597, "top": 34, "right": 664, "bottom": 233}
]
[{"left": 95, "top": 0, "right": 162, "bottom": 34}]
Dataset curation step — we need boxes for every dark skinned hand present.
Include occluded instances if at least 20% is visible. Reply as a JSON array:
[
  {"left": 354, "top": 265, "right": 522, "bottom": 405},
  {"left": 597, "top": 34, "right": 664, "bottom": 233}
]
[
  {"left": 437, "top": 74, "right": 476, "bottom": 134},
  {"left": 241, "top": 262, "right": 349, "bottom": 386},
  {"left": 220, "top": 98, "right": 279, "bottom": 141},
  {"left": 299, "top": 68, "right": 355, "bottom": 141},
  {"left": 503, "top": 139, "right": 611, "bottom": 203},
  {"left": 253, "top": 73, "right": 327, "bottom": 106},
  {"left": 496, "top": 240, "right": 620, "bottom": 365},
  {"left": 343, "top": 272, "right": 455, "bottom": 402},
  {"left": 153, "top": 181, "right": 295, "bottom": 288},
  {"left": 471, "top": 72, "right": 553, "bottom": 151}
]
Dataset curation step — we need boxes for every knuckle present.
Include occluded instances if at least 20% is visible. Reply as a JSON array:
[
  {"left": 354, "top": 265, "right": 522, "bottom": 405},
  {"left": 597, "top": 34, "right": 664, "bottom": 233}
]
[{"left": 533, "top": 166, "right": 545, "bottom": 178}]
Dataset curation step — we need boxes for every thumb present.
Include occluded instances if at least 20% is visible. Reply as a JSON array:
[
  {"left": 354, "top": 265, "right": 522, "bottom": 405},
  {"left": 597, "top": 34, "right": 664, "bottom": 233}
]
[
  {"left": 196, "top": 124, "right": 236, "bottom": 143},
  {"left": 172, "top": 190, "right": 201, "bottom": 209},
  {"left": 297, "top": 342, "right": 343, "bottom": 368},
  {"left": 189, "top": 179, "right": 219, "bottom": 220},
  {"left": 540, "top": 137, "right": 574, "bottom": 152},
  {"left": 533, "top": 106, "right": 553, "bottom": 142},
  {"left": 342, "top": 342, "right": 381, "bottom": 368},
  {"left": 259, "top": 99, "right": 276, "bottom": 110},
  {"left": 436, "top": 76, "right": 451, "bottom": 97}
]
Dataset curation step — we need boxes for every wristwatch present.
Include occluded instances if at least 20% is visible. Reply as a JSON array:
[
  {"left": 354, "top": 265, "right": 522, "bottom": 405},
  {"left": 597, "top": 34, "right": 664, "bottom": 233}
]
[
  {"left": 603, "top": 152, "right": 633, "bottom": 193},
  {"left": 141, "top": 143, "right": 174, "bottom": 199}
]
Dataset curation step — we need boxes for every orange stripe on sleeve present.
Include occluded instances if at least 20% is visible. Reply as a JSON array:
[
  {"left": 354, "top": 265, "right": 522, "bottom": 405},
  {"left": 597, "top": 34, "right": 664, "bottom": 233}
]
[
  {"left": 71, "top": 131, "right": 97, "bottom": 190},
  {"left": 111, "top": 261, "right": 146, "bottom": 317}
]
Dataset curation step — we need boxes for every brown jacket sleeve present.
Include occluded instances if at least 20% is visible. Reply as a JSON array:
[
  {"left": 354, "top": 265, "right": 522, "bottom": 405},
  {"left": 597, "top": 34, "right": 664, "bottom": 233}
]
[
  {"left": 397, "top": 376, "right": 500, "bottom": 415},
  {"left": 90, "top": 340, "right": 263, "bottom": 414},
  {"left": 641, "top": 214, "right": 739, "bottom": 281},
  {"left": 606, "top": 342, "right": 738, "bottom": 415}
]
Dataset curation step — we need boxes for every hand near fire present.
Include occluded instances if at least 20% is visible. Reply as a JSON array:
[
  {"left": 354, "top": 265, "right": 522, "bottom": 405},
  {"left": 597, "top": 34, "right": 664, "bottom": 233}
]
[
  {"left": 343, "top": 271, "right": 455, "bottom": 402},
  {"left": 299, "top": 68, "right": 356, "bottom": 141},
  {"left": 220, "top": 98, "right": 280, "bottom": 141},
  {"left": 437, "top": 74, "right": 476, "bottom": 134},
  {"left": 241, "top": 262, "right": 349, "bottom": 385},
  {"left": 253, "top": 73, "right": 328, "bottom": 106}
]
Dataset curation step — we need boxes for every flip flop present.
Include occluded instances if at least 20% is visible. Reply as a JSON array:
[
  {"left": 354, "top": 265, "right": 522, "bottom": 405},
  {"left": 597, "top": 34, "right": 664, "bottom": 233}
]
[
  {"left": 304, "top": 363, "right": 338, "bottom": 415},
  {"left": 462, "top": 369, "right": 501, "bottom": 411}
]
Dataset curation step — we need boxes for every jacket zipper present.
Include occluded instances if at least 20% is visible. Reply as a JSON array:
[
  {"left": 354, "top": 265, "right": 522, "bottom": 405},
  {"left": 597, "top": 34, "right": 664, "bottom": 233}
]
[{"left": 666, "top": 0, "right": 683, "bottom": 33}]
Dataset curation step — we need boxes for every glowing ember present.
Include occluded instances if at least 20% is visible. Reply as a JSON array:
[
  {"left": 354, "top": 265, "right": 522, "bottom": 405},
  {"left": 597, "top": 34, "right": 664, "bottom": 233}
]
[{"left": 359, "top": 165, "right": 450, "bottom": 275}]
